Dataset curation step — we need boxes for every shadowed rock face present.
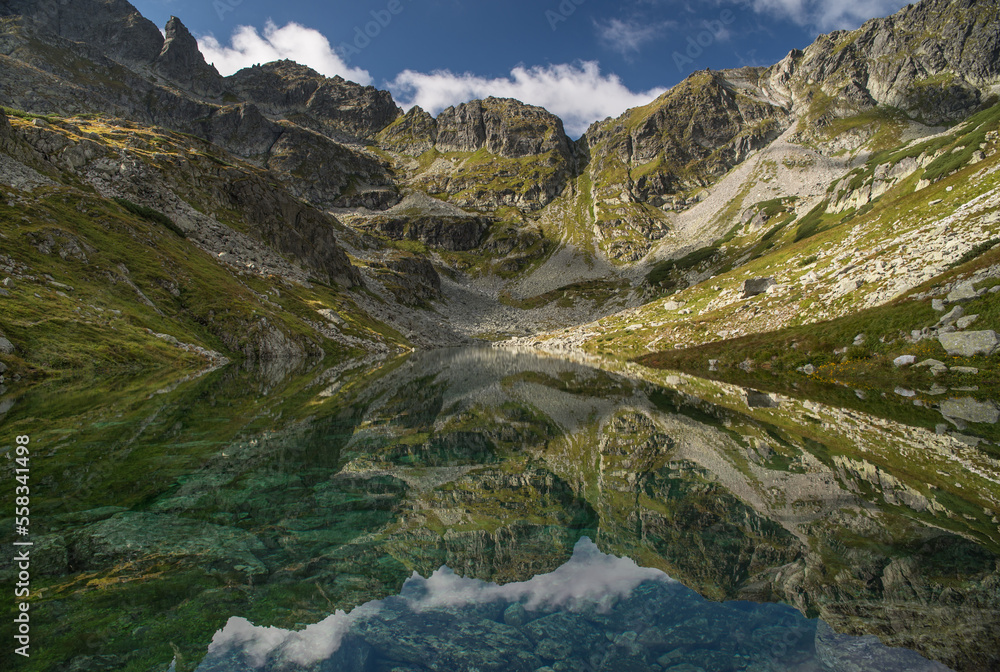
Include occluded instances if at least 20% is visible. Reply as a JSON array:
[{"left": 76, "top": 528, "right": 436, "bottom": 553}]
[
  {"left": 194, "top": 103, "right": 283, "bottom": 157},
  {"left": 225, "top": 60, "right": 402, "bottom": 141},
  {"left": 357, "top": 215, "right": 492, "bottom": 251},
  {"left": 3, "top": 0, "right": 165, "bottom": 64},
  {"left": 153, "top": 16, "right": 223, "bottom": 98}
]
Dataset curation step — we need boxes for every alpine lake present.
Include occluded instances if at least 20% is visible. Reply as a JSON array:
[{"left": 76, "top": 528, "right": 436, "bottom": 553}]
[{"left": 1, "top": 347, "right": 998, "bottom": 672}]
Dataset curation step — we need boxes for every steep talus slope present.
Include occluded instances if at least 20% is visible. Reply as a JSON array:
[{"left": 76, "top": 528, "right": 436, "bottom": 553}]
[{"left": 582, "top": 70, "right": 791, "bottom": 261}]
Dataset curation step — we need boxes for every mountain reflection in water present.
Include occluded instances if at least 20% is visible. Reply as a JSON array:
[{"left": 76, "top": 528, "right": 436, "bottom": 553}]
[
  {"left": 199, "top": 538, "right": 951, "bottom": 672},
  {"left": 0, "top": 347, "right": 997, "bottom": 672}
]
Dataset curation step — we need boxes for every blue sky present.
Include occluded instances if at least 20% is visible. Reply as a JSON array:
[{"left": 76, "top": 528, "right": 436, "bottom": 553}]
[{"left": 130, "top": 0, "right": 911, "bottom": 135}]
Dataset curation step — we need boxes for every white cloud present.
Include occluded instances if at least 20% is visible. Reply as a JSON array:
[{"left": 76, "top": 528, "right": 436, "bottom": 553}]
[
  {"left": 403, "top": 538, "right": 672, "bottom": 613},
  {"left": 743, "top": 0, "right": 911, "bottom": 30},
  {"left": 198, "top": 20, "right": 372, "bottom": 85},
  {"left": 388, "top": 61, "right": 667, "bottom": 137},
  {"left": 595, "top": 18, "right": 674, "bottom": 56},
  {"left": 200, "top": 539, "right": 673, "bottom": 668}
]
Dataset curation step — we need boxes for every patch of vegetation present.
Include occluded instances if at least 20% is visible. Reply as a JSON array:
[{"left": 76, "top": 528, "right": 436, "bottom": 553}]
[
  {"left": 793, "top": 200, "right": 831, "bottom": 242},
  {"left": 646, "top": 245, "right": 719, "bottom": 286},
  {"left": 113, "top": 197, "right": 185, "bottom": 237},
  {"left": 500, "top": 279, "right": 629, "bottom": 310},
  {"left": 1, "top": 105, "right": 59, "bottom": 122},
  {"left": 949, "top": 238, "right": 1000, "bottom": 269}
]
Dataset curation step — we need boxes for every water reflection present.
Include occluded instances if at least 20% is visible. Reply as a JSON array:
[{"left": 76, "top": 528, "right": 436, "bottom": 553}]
[
  {"left": 0, "top": 348, "right": 997, "bottom": 672},
  {"left": 199, "top": 539, "right": 950, "bottom": 672}
]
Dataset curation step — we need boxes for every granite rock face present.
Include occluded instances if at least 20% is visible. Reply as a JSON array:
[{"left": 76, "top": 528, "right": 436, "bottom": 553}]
[
  {"left": 380, "top": 97, "right": 578, "bottom": 211},
  {"left": 378, "top": 105, "right": 439, "bottom": 156},
  {"left": 4, "top": 0, "right": 165, "bottom": 65},
  {"left": 435, "top": 98, "right": 574, "bottom": 162},
  {"left": 766, "top": 0, "right": 1000, "bottom": 125},
  {"left": 225, "top": 60, "right": 401, "bottom": 141},
  {"left": 153, "top": 16, "right": 223, "bottom": 98},
  {"left": 194, "top": 103, "right": 283, "bottom": 158},
  {"left": 357, "top": 215, "right": 491, "bottom": 251}
]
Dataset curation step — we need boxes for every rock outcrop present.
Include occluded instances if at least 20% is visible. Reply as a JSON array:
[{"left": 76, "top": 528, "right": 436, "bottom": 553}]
[
  {"left": 4, "top": 0, "right": 165, "bottom": 65},
  {"left": 435, "top": 98, "right": 574, "bottom": 161},
  {"left": 381, "top": 97, "right": 577, "bottom": 211},
  {"left": 153, "top": 16, "right": 224, "bottom": 98},
  {"left": 356, "top": 214, "right": 491, "bottom": 251},
  {"left": 377, "top": 105, "right": 438, "bottom": 156},
  {"left": 194, "top": 103, "right": 283, "bottom": 158},
  {"left": 225, "top": 60, "right": 401, "bottom": 141},
  {"left": 765, "top": 0, "right": 1000, "bottom": 125}
]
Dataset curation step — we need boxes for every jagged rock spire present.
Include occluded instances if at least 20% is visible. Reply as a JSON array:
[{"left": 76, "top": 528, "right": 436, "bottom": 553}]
[{"left": 153, "top": 15, "right": 224, "bottom": 98}]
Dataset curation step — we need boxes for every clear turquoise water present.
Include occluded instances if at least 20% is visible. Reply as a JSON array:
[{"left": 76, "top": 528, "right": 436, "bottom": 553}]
[{"left": 1, "top": 348, "right": 996, "bottom": 671}]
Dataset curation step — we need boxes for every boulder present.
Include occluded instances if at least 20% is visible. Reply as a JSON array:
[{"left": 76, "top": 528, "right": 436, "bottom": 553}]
[
  {"left": 940, "top": 398, "right": 1000, "bottom": 425},
  {"left": 0, "top": 336, "right": 15, "bottom": 355},
  {"left": 745, "top": 390, "right": 780, "bottom": 408},
  {"left": 741, "top": 277, "right": 775, "bottom": 298},
  {"left": 938, "top": 305, "right": 964, "bottom": 326},
  {"left": 893, "top": 355, "right": 916, "bottom": 367},
  {"left": 956, "top": 314, "right": 979, "bottom": 330},
  {"left": 916, "top": 358, "right": 947, "bottom": 375},
  {"left": 947, "top": 282, "right": 979, "bottom": 302},
  {"left": 835, "top": 277, "right": 862, "bottom": 295},
  {"left": 938, "top": 331, "right": 999, "bottom": 357},
  {"left": 503, "top": 603, "right": 529, "bottom": 627}
]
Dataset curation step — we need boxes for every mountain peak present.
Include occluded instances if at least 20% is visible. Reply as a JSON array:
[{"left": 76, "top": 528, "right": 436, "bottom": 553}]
[
  {"left": 6, "top": 0, "right": 165, "bottom": 65},
  {"left": 153, "top": 15, "right": 223, "bottom": 98}
]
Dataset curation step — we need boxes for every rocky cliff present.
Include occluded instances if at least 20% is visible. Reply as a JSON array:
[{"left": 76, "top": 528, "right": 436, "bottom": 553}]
[
  {"left": 225, "top": 60, "right": 401, "bottom": 141},
  {"left": 761, "top": 0, "right": 1000, "bottom": 126},
  {"left": 378, "top": 97, "right": 577, "bottom": 212},
  {"left": 2, "top": 0, "right": 1000, "bottom": 374},
  {"left": 154, "top": 16, "right": 224, "bottom": 98}
]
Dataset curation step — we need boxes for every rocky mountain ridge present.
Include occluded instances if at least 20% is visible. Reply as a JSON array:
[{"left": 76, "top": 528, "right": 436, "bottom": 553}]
[{"left": 1, "top": 0, "right": 1000, "bottom": 380}]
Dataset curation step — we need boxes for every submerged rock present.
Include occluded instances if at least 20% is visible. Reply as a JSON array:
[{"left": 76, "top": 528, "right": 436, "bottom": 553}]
[
  {"left": 814, "top": 621, "right": 952, "bottom": 672},
  {"left": 940, "top": 397, "right": 1000, "bottom": 425}
]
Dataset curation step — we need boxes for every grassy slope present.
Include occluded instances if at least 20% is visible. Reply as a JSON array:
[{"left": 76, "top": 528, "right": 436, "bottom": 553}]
[
  {"left": 569, "top": 103, "right": 1000, "bottom": 363},
  {"left": 0, "top": 114, "right": 409, "bottom": 381}
]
